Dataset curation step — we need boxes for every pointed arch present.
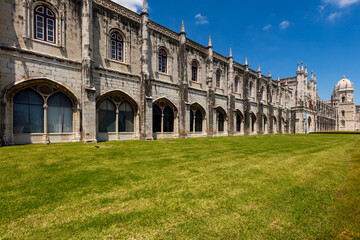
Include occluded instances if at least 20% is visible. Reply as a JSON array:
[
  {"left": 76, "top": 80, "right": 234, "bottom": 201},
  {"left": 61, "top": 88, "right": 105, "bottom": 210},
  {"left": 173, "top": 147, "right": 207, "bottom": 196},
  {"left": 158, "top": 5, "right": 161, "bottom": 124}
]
[
  {"left": 190, "top": 102, "right": 206, "bottom": 133},
  {"left": 153, "top": 97, "right": 177, "bottom": 133},
  {"left": 235, "top": 110, "right": 244, "bottom": 132}
]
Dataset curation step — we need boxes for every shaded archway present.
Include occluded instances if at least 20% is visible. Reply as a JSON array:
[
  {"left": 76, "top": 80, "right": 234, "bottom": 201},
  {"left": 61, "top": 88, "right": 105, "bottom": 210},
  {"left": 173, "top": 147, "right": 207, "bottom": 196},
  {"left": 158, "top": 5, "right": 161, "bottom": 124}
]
[
  {"left": 190, "top": 103, "right": 206, "bottom": 134},
  {"left": 250, "top": 112, "right": 257, "bottom": 134},
  {"left": 235, "top": 110, "right": 244, "bottom": 134},
  {"left": 152, "top": 98, "right": 178, "bottom": 139},
  {"left": 216, "top": 107, "right": 227, "bottom": 134}
]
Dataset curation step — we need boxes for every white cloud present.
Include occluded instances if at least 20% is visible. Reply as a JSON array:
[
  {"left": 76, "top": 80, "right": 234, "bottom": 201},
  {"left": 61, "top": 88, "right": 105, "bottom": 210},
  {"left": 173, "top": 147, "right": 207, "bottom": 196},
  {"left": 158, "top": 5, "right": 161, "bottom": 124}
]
[
  {"left": 263, "top": 24, "right": 272, "bottom": 30},
  {"left": 279, "top": 20, "right": 290, "bottom": 30},
  {"left": 111, "top": 0, "right": 143, "bottom": 12},
  {"left": 323, "top": 0, "right": 359, "bottom": 8},
  {"left": 328, "top": 11, "right": 343, "bottom": 20},
  {"left": 195, "top": 14, "right": 209, "bottom": 25}
]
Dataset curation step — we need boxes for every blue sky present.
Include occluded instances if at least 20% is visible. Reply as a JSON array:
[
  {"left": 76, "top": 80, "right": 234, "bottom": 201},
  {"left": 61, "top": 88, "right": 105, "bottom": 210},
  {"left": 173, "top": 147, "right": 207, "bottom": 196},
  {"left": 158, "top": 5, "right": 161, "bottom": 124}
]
[{"left": 112, "top": 0, "right": 360, "bottom": 104}]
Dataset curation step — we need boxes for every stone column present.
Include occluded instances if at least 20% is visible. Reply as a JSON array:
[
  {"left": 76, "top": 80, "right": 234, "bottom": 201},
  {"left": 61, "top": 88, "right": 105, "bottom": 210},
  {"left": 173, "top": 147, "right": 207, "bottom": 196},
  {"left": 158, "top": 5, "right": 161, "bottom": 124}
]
[
  {"left": 81, "top": 0, "right": 97, "bottom": 143},
  {"left": 178, "top": 21, "right": 188, "bottom": 138},
  {"left": 206, "top": 37, "right": 215, "bottom": 137},
  {"left": 139, "top": 3, "right": 153, "bottom": 140},
  {"left": 227, "top": 49, "right": 235, "bottom": 136}
]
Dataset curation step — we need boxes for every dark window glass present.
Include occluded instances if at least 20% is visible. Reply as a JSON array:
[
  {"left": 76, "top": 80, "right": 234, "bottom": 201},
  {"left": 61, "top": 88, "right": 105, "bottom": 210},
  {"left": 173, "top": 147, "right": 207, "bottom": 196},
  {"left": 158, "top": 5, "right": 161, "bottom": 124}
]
[
  {"left": 236, "top": 113, "right": 241, "bottom": 132},
  {"left": 153, "top": 105, "right": 162, "bottom": 132},
  {"left": 218, "top": 110, "right": 224, "bottom": 132},
  {"left": 342, "top": 111, "right": 345, "bottom": 117},
  {"left": 34, "top": 6, "right": 55, "bottom": 43},
  {"left": 158, "top": 49, "right": 167, "bottom": 73},
  {"left": 119, "top": 101, "right": 134, "bottom": 132},
  {"left": 342, "top": 97, "right": 346, "bottom": 103},
  {"left": 47, "top": 92, "right": 73, "bottom": 133},
  {"left": 163, "top": 106, "right": 174, "bottom": 132},
  {"left": 216, "top": 70, "right": 221, "bottom": 88},
  {"left": 195, "top": 110, "right": 202, "bottom": 132},
  {"left": 110, "top": 33, "right": 123, "bottom": 61},
  {"left": 98, "top": 99, "right": 116, "bottom": 133},
  {"left": 13, "top": 88, "right": 44, "bottom": 134},
  {"left": 190, "top": 110, "right": 194, "bottom": 132},
  {"left": 252, "top": 115, "right": 256, "bottom": 132},
  {"left": 234, "top": 78, "right": 238, "bottom": 92},
  {"left": 191, "top": 61, "right": 198, "bottom": 82}
]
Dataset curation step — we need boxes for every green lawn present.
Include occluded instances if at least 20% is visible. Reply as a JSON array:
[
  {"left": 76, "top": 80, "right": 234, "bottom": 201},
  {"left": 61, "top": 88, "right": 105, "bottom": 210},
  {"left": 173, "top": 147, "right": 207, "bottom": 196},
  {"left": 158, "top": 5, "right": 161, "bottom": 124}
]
[{"left": 0, "top": 134, "right": 359, "bottom": 239}]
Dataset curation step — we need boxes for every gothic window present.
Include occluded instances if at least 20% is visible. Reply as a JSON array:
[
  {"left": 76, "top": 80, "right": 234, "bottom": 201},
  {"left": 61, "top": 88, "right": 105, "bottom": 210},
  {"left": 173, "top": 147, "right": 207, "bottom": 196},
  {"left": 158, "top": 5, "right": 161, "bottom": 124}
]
[
  {"left": 158, "top": 49, "right": 167, "bottom": 73},
  {"left": 47, "top": 92, "right": 73, "bottom": 133},
  {"left": 234, "top": 77, "right": 239, "bottom": 93},
  {"left": 249, "top": 82, "right": 253, "bottom": 97},
  {"left": 153, "top": 103, "right": 174, "bottom": 133},
  {"left": 190, "top": 109, "right": 203, "bottom": 132},
  {"left": 191, "top": 61, "right": 198, "bottom": 82},
  {"left": 13, "top": 87, "right": 74, "bottom": 135},
  {"left": 99, "top": 99, "right": 116, "bottom": 133},
  {"left": 110, "top": 32, "right": 123, "bottom": 62},
  {"left": 216, "top": 70, "right": 221, "bottom": 88},
  {"left": 13, "top": 89, "right": 44, "bottom": 134},
  {"left": 119, "top": 101, "right": 134, "bottom": 132},
  {"left": 342, "top": 110, "right": 345, "bottom": 117},
  {"left": 342, "top": 97, "right": 346, "bottom": 103},
  {"left": 34, "top": 6, "right": 55, "bottom": 43},
  {"left": 217, "top": 110, "right": 224, "bottom": 132}
]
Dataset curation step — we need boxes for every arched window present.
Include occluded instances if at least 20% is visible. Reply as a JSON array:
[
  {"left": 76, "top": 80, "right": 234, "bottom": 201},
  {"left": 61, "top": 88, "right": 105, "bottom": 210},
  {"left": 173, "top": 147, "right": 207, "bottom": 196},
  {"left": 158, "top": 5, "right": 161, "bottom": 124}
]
[
  {"left": 13, "top": 89, "right": 44, "bottom": 134},
  {"left": 98, "top": 99, "right": 116, "bottom": 133},
  {"left": 34, "top": 6, "right": 55, "bottom": 43},
  {"left": 342, "top": 110, "right": 345, "bottom": 117},
  {"left": 249, "top": 82, "right": 253, "bottom": 97},
  {"left": 342, "top": 97, "right": 346, "bottom": 103},
  {"left": 119, "top": 101, "right": 134, "bottom": 132},
  {"left": 47, "top": 92, "right": 73, "bottom": 133},
  {"left": 158, "top": 49, "right": 167, "bottom": 73},
  {"left": 191, "top": 61, "right": 198, "bottom": 82},
  {"left": 234, "top": 77, "right": 239, "bottom": 93},
  {"left": 163, "top": 106, "right": 174, "bottom": 132},
  {"left": 263, "top": 115, "right": 268, "bottom": 132},
  {"left": 110, "top": 32, "right": 123, "bottom": 61},
  {"left": 216, "top": 70, "right": 221, "bottom": 88},
  {"left": 190, "top": 109, "right": 203, "bottom": 132},
  {"left": 251, "top": 113, "right": 256, "bottom": 133},
  {"left": 217, "top": 110, "right": 224, "bottom": 132},
  {"left": 153, "top": 104, "right": 174, "bottom": 133}
]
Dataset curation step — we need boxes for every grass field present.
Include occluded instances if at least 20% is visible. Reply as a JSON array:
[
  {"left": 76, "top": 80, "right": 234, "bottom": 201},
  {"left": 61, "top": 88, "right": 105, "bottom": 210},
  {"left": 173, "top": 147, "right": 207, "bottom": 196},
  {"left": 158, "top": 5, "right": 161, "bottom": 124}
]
[{"left": 0, "top": 134, "right": 360, "bottom": 239}]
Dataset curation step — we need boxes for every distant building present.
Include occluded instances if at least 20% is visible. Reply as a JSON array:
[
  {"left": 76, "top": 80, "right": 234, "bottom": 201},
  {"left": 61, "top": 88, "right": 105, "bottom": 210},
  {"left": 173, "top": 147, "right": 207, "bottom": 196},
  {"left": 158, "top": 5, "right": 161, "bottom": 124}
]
[
  {"left": 331, "top": 76, "right": 360, "bottom": 131},
  {"left": 0, "top": 0, "right": 352, "bottom": 146}
]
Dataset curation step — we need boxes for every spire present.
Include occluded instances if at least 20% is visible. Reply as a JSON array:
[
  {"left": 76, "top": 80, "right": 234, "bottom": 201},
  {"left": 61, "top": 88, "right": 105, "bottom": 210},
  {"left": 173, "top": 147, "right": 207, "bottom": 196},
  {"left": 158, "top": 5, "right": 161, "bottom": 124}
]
[
  {"left": 208, "top": 36, "right": 212, "bottom": 47},
  {"left": 343, "top": 75, "right": 346, "bottom": 79},
  {"left": 142, "top": 0, "right": 147, "bottom": 13},
  {"left": 314, "top": 73, "right": 317, "bottom": 81},
  {"left": 304, "top": 65, "right": 308, "bottom": 75},
  {"left": 277, "top": 75, "right": 280, "bottom": 81},
  {"left": 229, "top": 48, "right": 232, "bottom": 58},
  {"left": 301, "top": 62, "right": 304, "bottom": 72},
  {"left": 311, "top": 71, "right": 314, "bottom": 80},
  {"left": 297, "top": 62, "right": 300, "bottom": 73},
  {"left": 245, "top": 57, "right": 248, "bottom": 66},
  {"left": 258, "top": 64, "right": 261, "bottom": 73},
  {"left": 268, "top": 70, "right": 271, "bottom": 78},
  {"left": 180, "top": 20, "right": 185, "bottom": 33}
]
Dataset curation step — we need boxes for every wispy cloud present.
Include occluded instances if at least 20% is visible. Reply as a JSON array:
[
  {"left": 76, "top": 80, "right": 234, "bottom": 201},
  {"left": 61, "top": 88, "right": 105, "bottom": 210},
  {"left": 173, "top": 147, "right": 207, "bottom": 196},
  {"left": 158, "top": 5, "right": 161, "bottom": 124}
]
[
  {"left": 263, "top": 24, "right": 272, "bottom": 30},
  {"left": 111, "top": 0, "right": 143, "bottom": 12},
  {"left": 195, "top": 14, "right": 209, "bottom": 25},
  {"left": 323, "top": 0, "right": 359, "bottom": 8},
  {"left": 328, "top": 11, "right": 343, "bottom": 20},
  {"left": 279, "top": 20, "right": 290, "bottom": 30}
]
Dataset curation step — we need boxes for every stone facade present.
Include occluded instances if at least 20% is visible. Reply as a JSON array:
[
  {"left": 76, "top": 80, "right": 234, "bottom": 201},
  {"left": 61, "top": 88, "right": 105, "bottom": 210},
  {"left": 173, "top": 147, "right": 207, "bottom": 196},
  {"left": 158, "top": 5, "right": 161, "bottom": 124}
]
[{"left": 0, "top": 0, "right": 343, "bottom": 146}]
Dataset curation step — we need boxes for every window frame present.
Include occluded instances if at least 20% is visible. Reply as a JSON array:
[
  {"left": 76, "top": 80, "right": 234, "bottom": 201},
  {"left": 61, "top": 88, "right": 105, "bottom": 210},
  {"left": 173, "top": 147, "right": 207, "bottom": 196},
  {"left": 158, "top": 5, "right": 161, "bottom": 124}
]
[
  {"left": 158, "top": 49, "right": 168, "bottom": 73},
  {"left": 191, "top": 61, "right": 198, "bottom": 82},
  {"left": 215, "top": 70, "right": 221, "bottom": 88},
  {"left": 34, "top": 5, "right": 56, "bottom": 44},
  {"left": 110, "top": 32, "right": 124, "bottom": 62}
]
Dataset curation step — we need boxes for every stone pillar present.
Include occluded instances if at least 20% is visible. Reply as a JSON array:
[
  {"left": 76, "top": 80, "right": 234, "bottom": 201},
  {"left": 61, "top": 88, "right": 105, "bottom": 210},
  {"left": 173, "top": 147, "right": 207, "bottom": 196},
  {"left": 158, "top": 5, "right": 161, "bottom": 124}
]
[
  {"left": 81, "top": 0, "right": 97, "bottom": 143},
  {"left": 139, "top": 5, "right": 153, "bottom": 140},
  {"left": 178, "top": 22, "right": 188, "bottom": 138},
  {"left": 206, "top": 37, "right": 215, "bottom": 136},
  {"left": 227, "top": 49, "right": 235, "bottom": 136},
  {"left": 243, "top": 66, "right": 250, "bottom": 135}
]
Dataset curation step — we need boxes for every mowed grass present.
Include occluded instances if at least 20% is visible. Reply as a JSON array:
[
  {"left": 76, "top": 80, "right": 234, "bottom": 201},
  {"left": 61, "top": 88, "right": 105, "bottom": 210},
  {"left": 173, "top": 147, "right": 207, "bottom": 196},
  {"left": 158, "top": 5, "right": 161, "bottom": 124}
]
[{"left": 0, "top": 134, "right": 360, "bottom": 239}]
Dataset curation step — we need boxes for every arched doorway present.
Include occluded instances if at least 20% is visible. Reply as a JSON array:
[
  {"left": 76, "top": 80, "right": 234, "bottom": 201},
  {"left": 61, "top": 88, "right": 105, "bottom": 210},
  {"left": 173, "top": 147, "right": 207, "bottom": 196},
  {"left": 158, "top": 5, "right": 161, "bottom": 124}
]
[
  {"left": 250, "top": 112, "right": 257, "bottom": 134},
  {"left": 216, "top": 107, "right": 227, "bottom": 135},
  {"left": 235, "top": 110, "right": 244, "bottom": 134}
]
